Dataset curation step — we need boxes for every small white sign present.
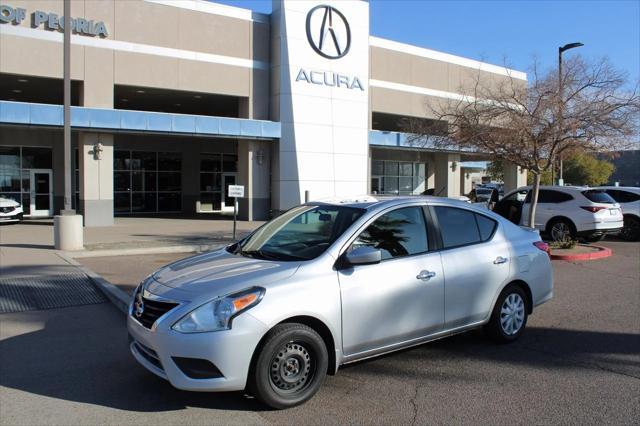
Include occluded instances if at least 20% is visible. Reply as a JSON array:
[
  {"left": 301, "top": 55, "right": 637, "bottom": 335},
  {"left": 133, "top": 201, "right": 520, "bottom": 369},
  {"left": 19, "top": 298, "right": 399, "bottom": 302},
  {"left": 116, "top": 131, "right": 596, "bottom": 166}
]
[{"left": 228, "top": 185, "right": 245, "bottom": 198}]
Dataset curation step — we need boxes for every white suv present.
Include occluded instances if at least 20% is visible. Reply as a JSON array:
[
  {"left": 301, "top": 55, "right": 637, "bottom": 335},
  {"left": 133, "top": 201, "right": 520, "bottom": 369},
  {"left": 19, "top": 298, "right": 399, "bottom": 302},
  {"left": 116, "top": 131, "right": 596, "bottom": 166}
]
[
  {"left": 493, "top": 186, "right": 623, "bottom": 242},
  {"left": 596, "top": 186, "right": 640, "bottom": 241}
]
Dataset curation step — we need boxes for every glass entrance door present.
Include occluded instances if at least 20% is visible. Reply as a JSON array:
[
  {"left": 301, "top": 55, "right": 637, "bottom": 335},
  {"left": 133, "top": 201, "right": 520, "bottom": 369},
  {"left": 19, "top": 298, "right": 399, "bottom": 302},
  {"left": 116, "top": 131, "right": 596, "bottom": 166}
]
[
  {"left": 29, "top": 170, "right": 53, "bottom": 217},
  {"left": 222, "top": 173, "right": 237, "bottom": 211}
]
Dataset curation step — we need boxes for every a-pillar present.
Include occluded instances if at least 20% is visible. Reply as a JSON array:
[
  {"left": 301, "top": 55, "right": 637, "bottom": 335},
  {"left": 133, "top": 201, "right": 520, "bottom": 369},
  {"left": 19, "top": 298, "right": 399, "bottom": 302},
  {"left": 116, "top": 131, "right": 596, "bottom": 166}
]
[
  {"left": 503, "top": 162, "right": 527, "bottom": 193},
  {"left": 237, "top": 139, "right": 271, "bottom": 221},
  {"left": 434, "top": 153, "right": 461, "bottom": 197},
  {"left": 79, "top": 133, "right": 113, "bottom": 226}
]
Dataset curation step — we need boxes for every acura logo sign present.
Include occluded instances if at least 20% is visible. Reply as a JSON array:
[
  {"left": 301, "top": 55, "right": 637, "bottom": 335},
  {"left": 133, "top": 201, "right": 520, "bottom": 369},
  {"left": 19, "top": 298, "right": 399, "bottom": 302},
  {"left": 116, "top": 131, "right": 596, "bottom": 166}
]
[{"left": 306, "top": 5, "right": 351, "bottom": 59}]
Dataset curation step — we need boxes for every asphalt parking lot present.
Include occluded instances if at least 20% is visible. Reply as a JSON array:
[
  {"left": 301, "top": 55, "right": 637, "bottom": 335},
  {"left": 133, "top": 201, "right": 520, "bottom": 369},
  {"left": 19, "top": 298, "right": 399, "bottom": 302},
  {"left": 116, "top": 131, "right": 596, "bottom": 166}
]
[{"left": 1, "top": 239, "right": 638, "bottom": 425}]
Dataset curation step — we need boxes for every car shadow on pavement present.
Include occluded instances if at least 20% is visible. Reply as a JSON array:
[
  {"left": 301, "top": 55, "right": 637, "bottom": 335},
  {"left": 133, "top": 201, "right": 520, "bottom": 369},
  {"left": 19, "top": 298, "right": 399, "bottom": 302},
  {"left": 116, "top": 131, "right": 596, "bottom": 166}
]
[
  {"left": 0, "top": 304, "right": 268, "bottom": 413},
  {"left": 1, "top": 303, "right": 639, "bottom": 414}
]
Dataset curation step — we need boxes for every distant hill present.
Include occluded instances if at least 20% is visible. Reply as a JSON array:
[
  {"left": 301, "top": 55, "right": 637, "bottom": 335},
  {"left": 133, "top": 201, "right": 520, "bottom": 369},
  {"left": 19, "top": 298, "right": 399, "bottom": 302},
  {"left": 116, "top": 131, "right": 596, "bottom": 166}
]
[{"left": 600, "top": 150, "right": 640, "bottom": 187}]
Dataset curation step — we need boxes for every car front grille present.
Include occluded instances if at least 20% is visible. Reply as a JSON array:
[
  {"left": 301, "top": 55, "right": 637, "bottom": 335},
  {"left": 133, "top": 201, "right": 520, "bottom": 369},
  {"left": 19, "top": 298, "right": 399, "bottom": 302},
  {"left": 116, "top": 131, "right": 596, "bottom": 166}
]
[{"left": 132, "top": 287, "right": 179, "bottom": 329}]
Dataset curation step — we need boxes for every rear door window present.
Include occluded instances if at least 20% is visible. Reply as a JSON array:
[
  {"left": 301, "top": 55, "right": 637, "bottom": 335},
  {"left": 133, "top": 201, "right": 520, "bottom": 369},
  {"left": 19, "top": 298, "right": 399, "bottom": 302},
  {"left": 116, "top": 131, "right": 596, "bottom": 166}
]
[
  {"left": 537, "top": 190, "right": 573, "bottom": 203},
  {"left": 434, "top": 206, "right": 481, "bottom": 248},
  {"left": 582, "top": 190, "right": 616, "bottom": 204}
]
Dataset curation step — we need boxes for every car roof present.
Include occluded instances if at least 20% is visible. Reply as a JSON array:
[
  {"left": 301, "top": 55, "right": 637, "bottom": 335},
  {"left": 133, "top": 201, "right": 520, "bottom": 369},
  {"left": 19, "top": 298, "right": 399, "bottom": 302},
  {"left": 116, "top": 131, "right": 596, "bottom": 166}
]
[
  {"left": 512, "top": 185, "right": 590, "bottom": 193},
  {"left": 595, "top": 186, "right": 640, "bottom": 192},
  {"left": 306, "top": 195, "right": 471, "bottom": 210}
]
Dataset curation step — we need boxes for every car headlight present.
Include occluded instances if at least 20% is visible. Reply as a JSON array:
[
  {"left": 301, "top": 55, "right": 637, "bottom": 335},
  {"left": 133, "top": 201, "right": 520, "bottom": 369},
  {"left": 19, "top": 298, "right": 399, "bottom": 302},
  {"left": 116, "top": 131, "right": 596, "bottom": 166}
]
[{"left": 172, "top": 287, "right": 265, "bottom": 333}]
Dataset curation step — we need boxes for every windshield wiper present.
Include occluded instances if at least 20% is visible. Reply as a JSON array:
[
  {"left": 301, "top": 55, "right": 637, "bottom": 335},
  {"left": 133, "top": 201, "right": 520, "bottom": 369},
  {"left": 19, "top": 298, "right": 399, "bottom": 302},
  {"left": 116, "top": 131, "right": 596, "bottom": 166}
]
[{"left": 239, "top": 249, "right": 307, "bottom": 261}]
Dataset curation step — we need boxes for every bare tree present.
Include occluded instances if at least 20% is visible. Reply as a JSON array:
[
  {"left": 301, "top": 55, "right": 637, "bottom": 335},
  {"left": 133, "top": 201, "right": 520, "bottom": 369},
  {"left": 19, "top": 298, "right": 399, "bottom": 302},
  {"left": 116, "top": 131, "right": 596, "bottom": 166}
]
[{"left": 407, "top": 56, "right": 639, "bottom": 228}]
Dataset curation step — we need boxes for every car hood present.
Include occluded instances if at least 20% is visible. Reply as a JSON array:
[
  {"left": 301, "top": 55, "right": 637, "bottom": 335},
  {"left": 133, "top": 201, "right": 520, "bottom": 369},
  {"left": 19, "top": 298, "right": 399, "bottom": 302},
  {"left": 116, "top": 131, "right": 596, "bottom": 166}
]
[
  {"left": 150, "top": 248, "right": 300, "bottom": 296},
  {"left": 0, "top": 197, "right": 19, "bottom": 208}
]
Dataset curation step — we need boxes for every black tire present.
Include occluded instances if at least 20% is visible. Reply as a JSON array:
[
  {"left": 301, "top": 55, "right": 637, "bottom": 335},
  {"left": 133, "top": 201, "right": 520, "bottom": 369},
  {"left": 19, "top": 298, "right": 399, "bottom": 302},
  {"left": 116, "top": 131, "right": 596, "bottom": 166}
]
[
  {"left": 484, "top": 285, "right": 529, "bottom": 343},
  {"left": 248, "top": 323, "right": 328, "bottom": 409},
  {"left": 620, "top": 215, "right": 640, "bottom": 241},
  {"left": 584, "top": 233, "right": 606, "bottom": 243},
  {"left": 547, "top": 218, "right": 576, "bottom": 242}
]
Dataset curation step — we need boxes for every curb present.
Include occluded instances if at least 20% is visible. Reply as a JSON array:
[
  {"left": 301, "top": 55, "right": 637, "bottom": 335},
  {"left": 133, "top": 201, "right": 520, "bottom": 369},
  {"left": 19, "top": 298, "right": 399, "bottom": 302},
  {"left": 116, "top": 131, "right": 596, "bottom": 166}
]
[
  {"left": 56, "top": 251, "right": 130, "bottom": 314},
  {"left": 550, "top": 244, "right": 613, "bottom": 261},
  {"left": 67, "top": 242, "right": 226, "bottom": 259}
]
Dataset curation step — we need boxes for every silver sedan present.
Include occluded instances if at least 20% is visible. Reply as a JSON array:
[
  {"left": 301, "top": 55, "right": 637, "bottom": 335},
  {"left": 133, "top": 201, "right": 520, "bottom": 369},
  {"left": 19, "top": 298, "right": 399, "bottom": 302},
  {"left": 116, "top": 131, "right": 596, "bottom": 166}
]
[{"left": 127, "top": 196, "right": 553, "bottom": 409}]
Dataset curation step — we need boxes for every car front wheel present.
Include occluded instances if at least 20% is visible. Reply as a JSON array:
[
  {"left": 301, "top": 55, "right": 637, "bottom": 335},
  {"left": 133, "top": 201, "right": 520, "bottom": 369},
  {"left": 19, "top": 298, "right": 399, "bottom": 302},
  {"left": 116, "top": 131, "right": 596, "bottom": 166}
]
[
  {"left": 485, "top": 285, "right": 529, "bottom": 343},
  {"left": 248, "top": 323, "right": 328, "bottom": 409}
]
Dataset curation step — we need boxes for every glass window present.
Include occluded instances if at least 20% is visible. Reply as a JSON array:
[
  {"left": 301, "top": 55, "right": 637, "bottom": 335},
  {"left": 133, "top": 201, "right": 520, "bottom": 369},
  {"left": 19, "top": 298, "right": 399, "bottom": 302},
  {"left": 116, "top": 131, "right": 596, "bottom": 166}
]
[
  {"left": 114, "top": 151, "right": 130, "bottom": 170},
  {"left": 114, "top": 192, "right": 130, "bottom": 212},
  {"left": 222, "top": 154, "right": 237, "bottom": 172},
  {"left": 158, "top": 192, "right": 181, "bottom": 211},
  {"left": 132, "top": 151, "right": 156, "bottom": 171},
  {"left": 239, "top": 205, "right": 365, "bottom": 261},
  {"left": 475, "top": 214, "right": 497, "bottom": 241},
  {"left": 371, "top": 160, "right": 384, "bottom": 175},
  {"left": 201, "top": 153, "right": 221, "bottom": 172},
  {"left": 399, "top": 162, "right": 413, "bottom": 176},
  {"left": 158, "top": 152, "right": 181, "bottom": 171},
  {"left": 383, "top": 177, "right": 399, "bottom": 194},
  {"left": 435, "top": 206, "right": 481, "bottom": 248},
  {"left": 21, "top": 147, "right": 52, "bottom": 169},
  {"left": 399, "top": 177, "right": 413, "bottom": 193},
  {"left": 504, "top": 190, "right": 528, "bottom": 203},
  {"left": 158, "top": 172, "right": 181, "bottom": 191},
  {"left": 114, "top": 172, "right": 130, "bottom": 192},
  {"left": 538, "top": 190, "right": 573, "bottom": 203},
  {"left": 581, "top": 190, "right": 615, "bottom": 204},
  {"left": 384, "top": 161, "right": 399, "bottom": 176},
  {"left": 606, "top": 190, "right": 640, "bottom": 203},
  {"left": 0, "top": 147, "right": 20, "bottom": 170},
  {"left": 414, "top": 163, "right": 426, "bottom": 178},
  {"left": 352, "top": 207, "right": 428, "bottom": 260},
  {"left": 0, "top": 172, "right": 20, "bottom": 192},
  {"left": 143, "top": 172, "right": 157, "bottom": 192}
]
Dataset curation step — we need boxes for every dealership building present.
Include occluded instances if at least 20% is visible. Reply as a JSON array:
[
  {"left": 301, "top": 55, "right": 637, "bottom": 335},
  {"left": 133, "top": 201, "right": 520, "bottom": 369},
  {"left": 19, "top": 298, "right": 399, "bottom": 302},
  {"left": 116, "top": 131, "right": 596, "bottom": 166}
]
[{"left": 0, "top": 0, "right": 527, "bottom": 226}]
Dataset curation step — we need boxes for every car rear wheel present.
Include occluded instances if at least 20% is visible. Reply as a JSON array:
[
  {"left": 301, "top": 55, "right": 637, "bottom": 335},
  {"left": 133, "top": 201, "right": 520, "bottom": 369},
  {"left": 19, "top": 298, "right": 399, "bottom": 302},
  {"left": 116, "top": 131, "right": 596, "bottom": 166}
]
[
  {"left": 548, "top": 218, "right": 576, "bottom": 242},
  {"left": 248, "top": 323, "right": 327, "bottom": 409},
  {"left": 620, "top": 216, "right": 640, "bottom": 241},
  {"left": 485, "top": 285, "right": 528, "bottom": 343}
]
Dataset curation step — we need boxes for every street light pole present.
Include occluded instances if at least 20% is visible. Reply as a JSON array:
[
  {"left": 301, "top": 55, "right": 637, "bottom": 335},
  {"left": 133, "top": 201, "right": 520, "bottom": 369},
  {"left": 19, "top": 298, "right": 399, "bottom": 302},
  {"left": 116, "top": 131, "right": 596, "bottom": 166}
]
[{"left": 557, "top": 42, "right": 584, "bottom": 186}]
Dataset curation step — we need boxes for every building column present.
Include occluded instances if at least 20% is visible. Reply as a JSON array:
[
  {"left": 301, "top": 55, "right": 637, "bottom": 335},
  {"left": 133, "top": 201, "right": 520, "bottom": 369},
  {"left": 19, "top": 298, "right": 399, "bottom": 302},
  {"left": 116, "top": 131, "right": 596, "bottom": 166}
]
[
  {"left": 434, "top": 153, "right": 461, "bottom": 197},
  {"left": 460, "top": 169, "right": 473, "bottom": 196},
  {"left": 503, "top": 162, "right": 527, "bottom": 193},
  {"left": 79, "top": 133, "right": 113, "bottom": 226},
  {"left": 237, "top": 139, "right": 271, "bottom": 221}
]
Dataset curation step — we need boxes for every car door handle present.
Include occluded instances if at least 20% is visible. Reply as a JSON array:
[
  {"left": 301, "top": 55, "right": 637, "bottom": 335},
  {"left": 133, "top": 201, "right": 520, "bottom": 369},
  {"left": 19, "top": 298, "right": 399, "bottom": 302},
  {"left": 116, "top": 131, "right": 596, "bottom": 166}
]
[
  {"left": 493, "top": 256, "right": 508, "bottom": 264},
  {"left": 416, "top": 270, "right": 436, "bottom": 281}
]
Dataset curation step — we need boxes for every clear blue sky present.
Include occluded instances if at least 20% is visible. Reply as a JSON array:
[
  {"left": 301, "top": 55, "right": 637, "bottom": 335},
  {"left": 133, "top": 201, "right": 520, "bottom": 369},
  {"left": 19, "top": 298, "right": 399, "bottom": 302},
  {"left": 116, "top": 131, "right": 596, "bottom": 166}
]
[{"left": 212, "top": 0, "right": 640, "bottom": 82}]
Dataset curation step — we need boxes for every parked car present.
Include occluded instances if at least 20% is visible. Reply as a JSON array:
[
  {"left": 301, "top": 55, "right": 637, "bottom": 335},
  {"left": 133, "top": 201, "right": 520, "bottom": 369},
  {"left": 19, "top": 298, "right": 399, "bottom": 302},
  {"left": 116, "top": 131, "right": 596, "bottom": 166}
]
[
  {"left": 127, "top": 196, "right": 553, "bottom": 409},
  {"left": 0, "top": 196, "right": 23, "bottom": 223},
  {"left": 595, "top": 186, "right": 640, "bottom": 241},
  {"left": 493, "top": 186, "right": 623, "bottom": 242}
]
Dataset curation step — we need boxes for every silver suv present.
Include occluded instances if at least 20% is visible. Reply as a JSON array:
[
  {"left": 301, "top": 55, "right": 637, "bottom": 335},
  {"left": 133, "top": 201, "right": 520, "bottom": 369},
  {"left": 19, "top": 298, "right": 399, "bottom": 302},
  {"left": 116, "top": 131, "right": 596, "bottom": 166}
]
[{"left": 128, "top": 196, "right": 553, "bottom": 409}]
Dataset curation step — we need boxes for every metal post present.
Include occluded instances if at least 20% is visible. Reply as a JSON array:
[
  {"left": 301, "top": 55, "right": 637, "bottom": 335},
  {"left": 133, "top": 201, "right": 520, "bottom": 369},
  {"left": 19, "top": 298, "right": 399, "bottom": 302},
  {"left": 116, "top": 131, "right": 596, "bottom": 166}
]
[
  {"left": 304, "top": 190, "right": 310, "bottom": 203},
  {"left": 233, "top": 197, "right": 238, "bottom": 241},
  {"left": 63, "top": 0, "right": 73, "bottom": 213},
  {"left": 558, "top": 47, "right": 563, "bottom": 186}
]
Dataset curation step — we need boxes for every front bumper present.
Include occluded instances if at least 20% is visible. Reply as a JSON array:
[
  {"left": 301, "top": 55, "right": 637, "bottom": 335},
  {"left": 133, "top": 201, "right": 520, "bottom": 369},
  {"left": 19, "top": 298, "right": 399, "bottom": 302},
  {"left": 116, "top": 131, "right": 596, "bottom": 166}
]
[
  {"left": 127, "top": 305, "right": 269, "bottom": 392},
  {"left": 0, "top": 211, "right": 23, "bottom": 222}
]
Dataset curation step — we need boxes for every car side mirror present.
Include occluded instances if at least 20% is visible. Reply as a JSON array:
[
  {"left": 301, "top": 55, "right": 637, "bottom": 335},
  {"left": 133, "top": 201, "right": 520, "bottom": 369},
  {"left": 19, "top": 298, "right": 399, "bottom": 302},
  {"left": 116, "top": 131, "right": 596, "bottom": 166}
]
[{"left": 344, "top": 246, "right": 382, "bottom": 266}]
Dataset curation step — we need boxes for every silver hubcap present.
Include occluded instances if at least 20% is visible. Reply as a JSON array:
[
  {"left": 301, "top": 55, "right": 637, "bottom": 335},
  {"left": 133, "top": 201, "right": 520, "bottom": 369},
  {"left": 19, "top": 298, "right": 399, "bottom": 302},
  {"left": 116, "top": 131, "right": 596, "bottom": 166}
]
[
  {"left": 551, "top": 222, "right": 570, "bottom": 241},
  {"left": 500, "top": 293, "right": 525, "bottom": 335}
]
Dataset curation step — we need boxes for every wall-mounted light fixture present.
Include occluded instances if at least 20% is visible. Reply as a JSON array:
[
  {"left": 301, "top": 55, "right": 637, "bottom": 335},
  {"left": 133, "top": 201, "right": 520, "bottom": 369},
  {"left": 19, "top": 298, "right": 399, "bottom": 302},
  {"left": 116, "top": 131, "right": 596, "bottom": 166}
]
[
  {"left": 451, "top": 161, "right": 458, "bottom": 172},
  {"left": 92, "top": 142, "right": 104, "bottom": 160}
]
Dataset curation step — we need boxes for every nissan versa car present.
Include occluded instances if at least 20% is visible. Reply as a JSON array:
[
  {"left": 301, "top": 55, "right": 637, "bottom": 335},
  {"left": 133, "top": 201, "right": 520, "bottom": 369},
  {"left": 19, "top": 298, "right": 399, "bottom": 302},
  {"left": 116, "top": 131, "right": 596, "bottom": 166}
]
[{"left": 127, "top": 196, "right": 553, "bottom": 409}]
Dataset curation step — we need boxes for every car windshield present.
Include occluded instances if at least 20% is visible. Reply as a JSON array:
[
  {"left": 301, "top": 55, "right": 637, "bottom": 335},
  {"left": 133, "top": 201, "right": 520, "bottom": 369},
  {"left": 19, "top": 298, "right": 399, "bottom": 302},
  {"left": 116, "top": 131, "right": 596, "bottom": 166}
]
[
  {"left": 236, "top": 205, "right": 365, "bottom": 261},
  {"left": 582, "top": 190, "right": 616, "bottom": 204}
]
